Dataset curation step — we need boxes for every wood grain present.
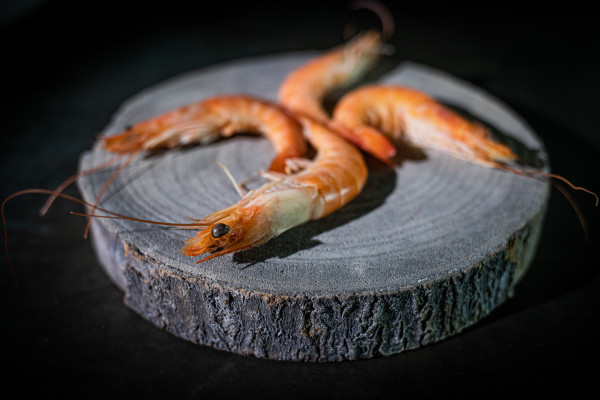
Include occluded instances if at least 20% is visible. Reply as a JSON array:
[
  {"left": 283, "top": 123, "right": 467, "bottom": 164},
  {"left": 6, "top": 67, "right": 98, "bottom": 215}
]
[{"left": 77, "top": 55, "right": 549, "bottom": 361}]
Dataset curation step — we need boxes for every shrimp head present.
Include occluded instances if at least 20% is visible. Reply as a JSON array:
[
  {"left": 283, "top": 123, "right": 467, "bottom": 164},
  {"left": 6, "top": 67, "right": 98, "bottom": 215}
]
[{"left": 181, "top": 183, "right": 319, "bottom": 262}]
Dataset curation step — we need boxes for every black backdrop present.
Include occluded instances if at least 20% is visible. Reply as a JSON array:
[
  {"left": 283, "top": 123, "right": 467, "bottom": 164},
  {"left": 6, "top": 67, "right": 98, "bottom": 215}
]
[{"left": 2, "top": 1, "right": 599, "bottom": 398}]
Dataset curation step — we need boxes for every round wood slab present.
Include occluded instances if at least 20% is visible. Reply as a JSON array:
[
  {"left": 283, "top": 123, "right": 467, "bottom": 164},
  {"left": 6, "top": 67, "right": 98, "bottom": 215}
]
[{"left": 77, "top": 54, "right": 550, "bottom": 361}]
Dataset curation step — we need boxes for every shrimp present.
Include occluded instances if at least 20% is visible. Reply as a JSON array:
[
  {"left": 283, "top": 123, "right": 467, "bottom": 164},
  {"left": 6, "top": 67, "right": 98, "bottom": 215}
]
[
  {"left": 278, "top": 30, "right": 397, "bottom": 162},
  {"left": 65, "top": 94, "right": 306, "bottom": 238},
  {"left": 35, "top": 119, "right": 366, "bottom": 265},
  {"left": 104, "top": 95, "right": 307, "bottom": 173},
  {"left": 279, "top": 30, "right": 383, "bottom": 124},
  {"left": 3, "top": 107, "right": 356, "bottom": 291},
  {"left": 3, "top": 95, "right": 310, "bottom": 289},
  {"left": 332, "top": 84, "right": 518, "bottom": 167},
  {"left": 179, "top": 117, "right": 368, "bottom": 262},
  {"left": 49, "top": 95, "right": 307, "bottom": 223},
  {"left": 332, "top": 84, "right": 598, "bottom": 223}
]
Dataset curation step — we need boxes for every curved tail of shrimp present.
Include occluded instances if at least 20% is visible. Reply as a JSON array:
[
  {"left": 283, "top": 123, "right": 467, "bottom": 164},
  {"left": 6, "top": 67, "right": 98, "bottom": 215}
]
[{"left": 328, "top": 119, "right": 397, "bottom": 162}]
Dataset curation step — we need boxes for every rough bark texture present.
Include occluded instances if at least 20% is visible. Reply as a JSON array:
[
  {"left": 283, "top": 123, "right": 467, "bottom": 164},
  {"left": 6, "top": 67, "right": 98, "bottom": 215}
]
[{"left": 89, "top": 205, "right": 544, "bottom": 361}]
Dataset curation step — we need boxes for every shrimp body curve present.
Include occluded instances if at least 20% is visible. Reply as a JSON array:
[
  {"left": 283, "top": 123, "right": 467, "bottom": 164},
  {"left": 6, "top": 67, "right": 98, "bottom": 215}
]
[
  {"left": 279, "top": 30, "right": 382, "bottom": 123},
  {"left": 333, "top": 84, "right": 517, "bottom": 167},
  {"left": 104, "top": 95, "right": 307, "bottom": 173},
  {"left": 181, "top": 118, "right": 368, "bottom": 262},
  {"left": 278, "top": 31, "right": 397, "bottom": 162}
]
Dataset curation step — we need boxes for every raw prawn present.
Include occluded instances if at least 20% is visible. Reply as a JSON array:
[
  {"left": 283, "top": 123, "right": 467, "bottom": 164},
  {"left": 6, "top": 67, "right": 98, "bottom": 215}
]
[
  {"left": 2, "top": 95, "right": 310, "bottom": 289},
  {"left": 47, "top": 95, "right": 308, "bottom": 222},
  {"left": 104, "top": 95, "right": 307, "bottom": 173},
  {"left": 279, "top": 30, "right": 383, "bottom": 124},
  {"left": 278, "top": 30, "right": 397, "bottom": 161},
  {"left": 332, "top": 84, "right": 517, "bottom": 167},
  {"left": 76, "top": 94, "right": 309, "bottom": 238},
  {"left": 56, "top": 116, "right": 366, "bottom": 264},
  {"left": 332, "top": 84, "right": 598, "bottom": 219},
  {"left": 178, "top": 117, "right": 368, "bottom": 262}
]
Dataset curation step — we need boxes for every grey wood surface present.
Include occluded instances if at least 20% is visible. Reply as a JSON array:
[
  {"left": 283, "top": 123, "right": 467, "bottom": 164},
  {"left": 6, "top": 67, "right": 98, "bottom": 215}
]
[{"left": 77, "top": 54, "right": 550, "bottom": 361}]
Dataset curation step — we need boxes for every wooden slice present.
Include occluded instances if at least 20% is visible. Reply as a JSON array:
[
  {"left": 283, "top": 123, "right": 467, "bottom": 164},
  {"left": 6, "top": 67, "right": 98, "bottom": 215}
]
[{"left": 77, "top": 54, "right": 550, "bottom": 361}]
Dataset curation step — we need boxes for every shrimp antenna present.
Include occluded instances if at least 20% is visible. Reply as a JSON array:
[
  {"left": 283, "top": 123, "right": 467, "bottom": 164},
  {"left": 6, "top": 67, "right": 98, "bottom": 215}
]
[
  {"left": 2, "top": 188, "right": 206, "bottom": 292},
  {"left": 83, "top": 150, "right": 141, "bottom": 239},
  {"left": 497, "top": 163, "right": 598, "bottom": 206},
  {"left": 495, "top": 163, "right": 598, "bottom": 240},
  {"left": 350, "top": 0, "right": 395, "bottom": 40},
  {"left": 535, "top": 171, "right": 598, "bottom": 206},
  {"left": 553, "top": 180, "right": 591, "bottom": 242},
  {"left": 39, "top": 153, "right": 127, "bottom": 216},
  {"left": 69, "top": 211, "right": 209, "bottom": 228}
]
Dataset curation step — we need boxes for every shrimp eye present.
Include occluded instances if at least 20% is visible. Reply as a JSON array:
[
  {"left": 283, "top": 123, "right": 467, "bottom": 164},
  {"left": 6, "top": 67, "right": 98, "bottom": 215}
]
[{"left": 211, "top": 223, "right": 230, "bottom": 238}]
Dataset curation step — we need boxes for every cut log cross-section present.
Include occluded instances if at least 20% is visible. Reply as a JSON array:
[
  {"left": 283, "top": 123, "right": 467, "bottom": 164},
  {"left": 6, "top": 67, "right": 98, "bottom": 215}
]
[{"left": 77, "top": 56, "right": 549, "bottom": 361}]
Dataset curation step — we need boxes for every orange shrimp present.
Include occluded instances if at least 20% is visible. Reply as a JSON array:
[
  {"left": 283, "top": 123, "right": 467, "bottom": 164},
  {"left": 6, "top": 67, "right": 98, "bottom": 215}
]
[
  {"left": 68, "top": 117, "right": 366, "bottom": 263},
  {"left": 332, "top": 84, "right": 598, "bottom": 221},
  {"left": 3, "top": 95, "right": 310, "bottom": 289},
  {"left": 104, "top": 95, "right": 307, "bottom": 173},
  {"left": 75, "top": 94, "right": 308, "bottom": 238},
  {"left": 279, "top": 30, "right": 383, "bottom": 124},
  {"left": 332, "top": 84, "right": 517, "bottom": 167},
  {"left": 278, "top": 31, "right": 397, "bottom": 162},
  {"left": 178, "top": 117, "right": 368, "bottom": 262},
  {"left": 48, "top": 95, "right": 307, "bottom": 226}
]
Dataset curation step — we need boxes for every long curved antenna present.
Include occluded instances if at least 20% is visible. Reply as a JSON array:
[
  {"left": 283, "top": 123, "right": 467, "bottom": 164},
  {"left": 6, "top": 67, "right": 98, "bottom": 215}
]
[
  {"left": 40, "top": 153, "right": 127, "bottom": 216},
  {"left": 553, "top": 180, "right": 591, "bottom": 242},
  {"left": 497, "top": 163, "right": 598, "bottom": 206},
  {"left": 3, "top": 188, "right": 207, "bottom": 292},
  {"left": 70, "top": 211, "right": 209, "bottom": 228},
  {"left": 83, "top": 150, "right": 141, "bottom": 239},
  {"left": 494, "top": 163, "right": 598, "bottom": 241}
]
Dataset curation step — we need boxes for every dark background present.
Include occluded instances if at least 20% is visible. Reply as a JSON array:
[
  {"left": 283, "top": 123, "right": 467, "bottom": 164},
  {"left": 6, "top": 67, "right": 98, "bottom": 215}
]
[{"left": 2, "top": 1, "right": 599, "bottom": 398}]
